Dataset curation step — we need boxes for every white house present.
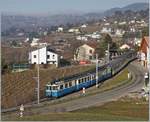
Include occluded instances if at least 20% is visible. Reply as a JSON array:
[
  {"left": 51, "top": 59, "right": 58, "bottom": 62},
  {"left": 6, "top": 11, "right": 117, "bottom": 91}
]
[
  {"left": 29, "top": 46, "right": 59, "bottom": 67},
  {"left": 30, "top": 38, "right": 48, "bottom": 47},
  {"left": 114, "top": 21, "right": 118, "bottom": 24},
  {"left": 76, "top": 36, "right": 88, "bottom": 41},
  {"left": 24, "top": 38, "right": 30, "bottom": 42},
  {"left": 57, "top": 27, "right": 64, "bottom": 32},
  {"left": 30, "top": 38, "right": 39, "bottom": 47},
  {"left": 134, "top": 38, "right": 141, "bottom": 46},
  {"left": 130, "top": 27, "right": 136, "bottom": 32},
  {"left": 30, "top": 42, "right": 48, "bottom": 47},
  {"left": 104, "top": 23, "right": 110, "bottom": 26},
  {"left": 101, "top": 27, "right": 111, "bottom": 33},
  {"left": 115, "top": 29, "right": 125, "bottom": 37},
  {"left": 129, "top": 20, "right": 135, "bottom": 24},
  {"left": 91, "top": 32, "right": 101, "bottom": 39},
  {"left": 68, "top": 28, "right": 80, "bottom": 34},
  {"left": 120, "top": 44, "right": 130, "bottom": 50},
  {"left": 81, "top": 24, "right": 87, "bottom": 28},
  {"left": 119, "top": 21, "right": 127, "bottom": 25}
]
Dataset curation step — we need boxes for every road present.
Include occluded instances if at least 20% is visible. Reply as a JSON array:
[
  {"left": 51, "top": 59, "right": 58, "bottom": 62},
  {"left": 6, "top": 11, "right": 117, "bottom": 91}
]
[{"left": 2, "top": 61, "right": 145, "bottom": 120}]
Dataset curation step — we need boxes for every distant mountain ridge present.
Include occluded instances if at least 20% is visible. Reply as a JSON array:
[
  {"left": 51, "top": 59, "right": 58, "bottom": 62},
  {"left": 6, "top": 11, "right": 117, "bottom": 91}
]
[
  {"left": 2, "top": 2, "right": 149, "bottom": 32},
  {"left": 104, "top": 2, "right": 149, "bottom": 16}
]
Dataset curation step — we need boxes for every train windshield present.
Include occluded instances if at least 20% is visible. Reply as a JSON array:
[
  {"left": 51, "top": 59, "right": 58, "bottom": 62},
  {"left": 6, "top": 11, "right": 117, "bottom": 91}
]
[
  {"left": 52, "top": 85, "right": 58, "bottom": 90},
  {"left": 46, "top": 85, "right": 51, "bottom": 90}
]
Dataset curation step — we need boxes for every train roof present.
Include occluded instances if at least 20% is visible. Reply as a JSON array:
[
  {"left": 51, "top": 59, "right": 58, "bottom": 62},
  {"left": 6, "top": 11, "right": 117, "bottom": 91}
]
[
  {"left": 51, "top": 64, "right": 108, "bottom": 84},
  {"left": 46, "top": 51, "right": 134, "bottom": 85}
]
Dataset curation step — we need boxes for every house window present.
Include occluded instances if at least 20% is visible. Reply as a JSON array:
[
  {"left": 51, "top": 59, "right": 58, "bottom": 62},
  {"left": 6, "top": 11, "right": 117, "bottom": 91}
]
[
  {"left": 34, "top": 62, "right": 36, "bottom": 64},
  {"left": 89, "top": 56, "right": 93, "bottom": 60},
  {"left": 89, "top": 50, "right": 92, "bottom": 54},
  {"left": 53, "top": 55, "right": 55, "bottom": 59},
  {"left": 47, "top": 55, "right": 50, "bottom": 59},
  {"left": 34, "top": 55, "right": 36, "bottom": 58}
]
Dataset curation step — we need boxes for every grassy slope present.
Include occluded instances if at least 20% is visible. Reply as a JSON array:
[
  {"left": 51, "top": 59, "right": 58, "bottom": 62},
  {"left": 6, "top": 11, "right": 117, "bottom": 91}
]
[
  {"left": 7, "top": 67, "right": 148, "bottom": 121},
  {"left": 15, "top": 98, "right": 148, "bottom": 121}
]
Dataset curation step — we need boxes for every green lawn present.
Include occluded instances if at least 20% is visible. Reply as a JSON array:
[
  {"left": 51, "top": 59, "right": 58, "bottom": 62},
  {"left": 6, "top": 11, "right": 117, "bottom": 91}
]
[{"left": 15, "top": 98, "right": 148, "bottom": 121}]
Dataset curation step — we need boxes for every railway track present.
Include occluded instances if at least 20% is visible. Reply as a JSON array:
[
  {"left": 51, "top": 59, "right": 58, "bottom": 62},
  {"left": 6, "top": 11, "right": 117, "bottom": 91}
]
[{"left": 2, "top": 61, "right": 145, "bottom": 120}]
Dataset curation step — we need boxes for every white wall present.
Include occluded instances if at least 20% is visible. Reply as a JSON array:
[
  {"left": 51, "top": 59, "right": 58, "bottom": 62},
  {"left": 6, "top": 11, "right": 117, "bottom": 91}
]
[
  {"left": 29, "top": 47, "right": 59, "bottom": 67},
  {"left": 47, "top": 51, "right": 58, "bottom": 67},
  {"left": 147, "top": 47, "right": 150, "bottom": 65},
  {"left": 31, "top": 47, "right": 47, "bottom": 64}
]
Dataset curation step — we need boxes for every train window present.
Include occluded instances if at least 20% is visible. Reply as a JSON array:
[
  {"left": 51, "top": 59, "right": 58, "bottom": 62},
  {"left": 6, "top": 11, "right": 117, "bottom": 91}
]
[
  {"left": 84, "top": 77, "right": 87, "bottom": 82},
  {"left": 82, "top": 78, "right": 84, "bottom": 82},
  {"left": 60, "top": 85, "right": 63, "bottom": 90},
  {"left": 65, "top": 83, "right": 68, "bottom": 88},
  {"left": 69, "top": 82, "right": 72, "bottom": 87},
  {"left": 87, "top": 77, "right": 89, "bottom": 81},
  {"left": 52, "top": 86, "right": 58, "bottom": 90},
  {"left": 46, "top": 86, "right": 51, "bottom": 90},
  {"left": 82, "top": 78, "right": 84, "bottom": 83},
  {"left": 83, "top": 78, "right": 85, "bottom": 82},
  {"left": 78, "top": 79, "right": 81, "bottom": 84}
]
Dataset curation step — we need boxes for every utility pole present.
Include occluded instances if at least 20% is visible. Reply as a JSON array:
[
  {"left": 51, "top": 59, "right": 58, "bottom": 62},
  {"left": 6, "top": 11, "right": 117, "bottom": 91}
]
[
  {"left": 148, "top": 15, "right": 150, "bottom": 81},
  {"left": 96, "top": 53, "right": 98, "bottom": 88},
  {"left": 37, "top": 43, "right": 40, "bottom": 104},
  {"left": 107, "top": 43, "right": 110, "bottom": 64}
]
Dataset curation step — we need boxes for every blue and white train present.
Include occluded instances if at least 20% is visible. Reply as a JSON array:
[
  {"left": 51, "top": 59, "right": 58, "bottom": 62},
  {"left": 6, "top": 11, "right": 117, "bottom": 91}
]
[
  {"left": 45, "top": 51, "right": 135, "bottom": 98},
  {"left": 45, "top": 64, "right": 112, "bottom": 98}
]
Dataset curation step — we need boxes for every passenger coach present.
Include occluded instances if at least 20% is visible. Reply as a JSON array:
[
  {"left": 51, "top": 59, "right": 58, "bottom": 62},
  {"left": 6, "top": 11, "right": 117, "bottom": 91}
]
[{"left": 45, "top": 66, "right": 112, "bottom": 98}]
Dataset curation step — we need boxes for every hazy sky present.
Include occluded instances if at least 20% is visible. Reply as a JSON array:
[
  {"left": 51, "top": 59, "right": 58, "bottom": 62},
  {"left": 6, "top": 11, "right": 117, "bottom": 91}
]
[{"left": 0, "top": 0, "right": 149, "bottom": 15}]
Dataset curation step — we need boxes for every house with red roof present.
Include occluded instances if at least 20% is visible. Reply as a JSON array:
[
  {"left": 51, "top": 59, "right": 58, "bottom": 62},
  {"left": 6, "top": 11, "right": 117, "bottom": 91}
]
[{"left": 139, "top": 36, "right": 149, "bottom": 68}]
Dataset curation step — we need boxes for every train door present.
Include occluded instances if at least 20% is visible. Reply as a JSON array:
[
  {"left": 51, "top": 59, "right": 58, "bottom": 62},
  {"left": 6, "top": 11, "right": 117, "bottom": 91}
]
[
  {"left": 58, "top": 84, "right": 64, "bottom": 91},
  {"left": 45, "top": 84, "right": 52, "bottom": 97},
  {"left": 76, "top": 79, "right": 79, "bottom": 90},
  {"left": 72, "top": 80, "right": 76, "bottom": 86},
  {"left": 51, "top": 84, "right": 59, "bottom": 97}
]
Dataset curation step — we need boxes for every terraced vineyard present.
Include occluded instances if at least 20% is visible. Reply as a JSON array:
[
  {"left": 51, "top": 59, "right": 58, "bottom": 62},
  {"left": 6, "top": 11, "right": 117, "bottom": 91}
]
[{"left": 2, "top": 65, "right": 94, "bottom": 109}]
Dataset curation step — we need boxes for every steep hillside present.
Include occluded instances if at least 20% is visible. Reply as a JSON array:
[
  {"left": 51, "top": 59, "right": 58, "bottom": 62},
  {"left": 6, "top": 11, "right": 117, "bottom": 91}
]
[{"left": 2, "top": 65, "right": 94, "bottom": 109}]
